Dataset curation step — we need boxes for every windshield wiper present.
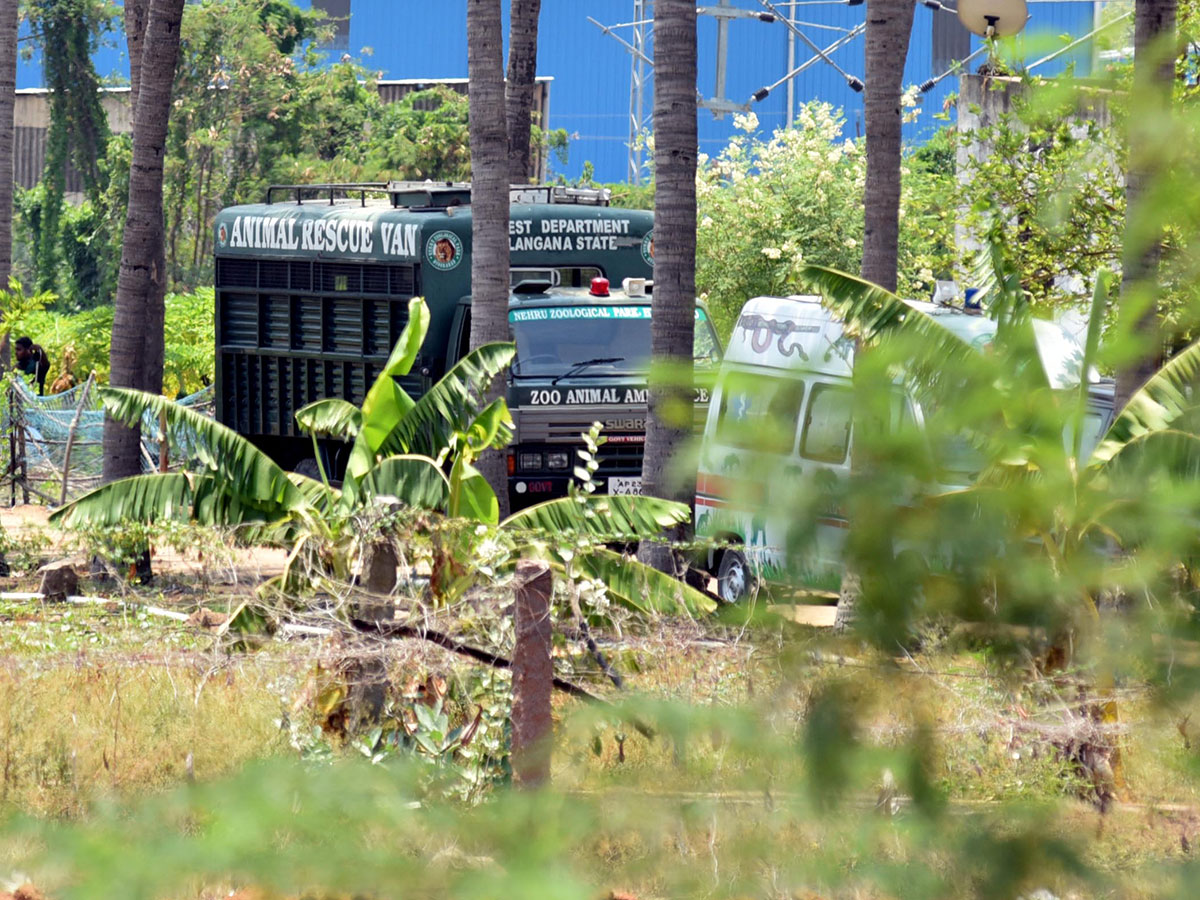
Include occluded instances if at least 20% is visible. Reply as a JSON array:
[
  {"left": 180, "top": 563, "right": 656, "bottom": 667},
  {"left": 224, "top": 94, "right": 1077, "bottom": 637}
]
[{"left": 551, "top": 357, "right": 624, "bottom": 385}]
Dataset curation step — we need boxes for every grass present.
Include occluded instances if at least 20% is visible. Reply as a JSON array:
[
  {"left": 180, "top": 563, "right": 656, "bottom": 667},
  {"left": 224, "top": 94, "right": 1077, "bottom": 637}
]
[
  {"left": 0, "top": 523, "right": 1196, "bottom": 896},
  {"left": 0, "top": 653, "right": 294, "bottom": 818}
]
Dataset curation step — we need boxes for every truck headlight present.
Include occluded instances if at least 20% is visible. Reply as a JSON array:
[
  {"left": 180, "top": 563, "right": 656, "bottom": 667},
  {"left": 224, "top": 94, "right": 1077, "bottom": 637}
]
[
  {"left": 518, "top": 452, "right": 543, "bottom": 472},
  {"left": 546, "top": 451, "right": 569, "bottom": 470}
]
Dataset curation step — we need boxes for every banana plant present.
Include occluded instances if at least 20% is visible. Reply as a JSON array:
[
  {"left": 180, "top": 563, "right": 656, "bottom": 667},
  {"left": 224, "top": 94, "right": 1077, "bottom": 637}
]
[{"left": 52, "top": 297, "right": 714, "bottom": 617}]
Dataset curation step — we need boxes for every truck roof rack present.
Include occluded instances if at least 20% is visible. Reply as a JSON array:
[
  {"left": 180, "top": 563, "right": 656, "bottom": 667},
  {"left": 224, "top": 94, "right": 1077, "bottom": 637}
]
[
  {"left": 384, "top": 181, "right": 473, "bottom": 209},
  {"left": 265, "top": 181, "right": 615, "bottom": 210},
  {"left": 509, "top": 185, "right": 611, "bottom": 206},
  {"left": 265, "top": 183, "right": 390, "bottom": 206}
]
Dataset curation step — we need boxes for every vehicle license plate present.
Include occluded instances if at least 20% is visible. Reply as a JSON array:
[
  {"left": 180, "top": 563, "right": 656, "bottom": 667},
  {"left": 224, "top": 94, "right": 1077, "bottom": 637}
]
[{"left": 609, "top": 477, "right": 642, "bottom": 495}]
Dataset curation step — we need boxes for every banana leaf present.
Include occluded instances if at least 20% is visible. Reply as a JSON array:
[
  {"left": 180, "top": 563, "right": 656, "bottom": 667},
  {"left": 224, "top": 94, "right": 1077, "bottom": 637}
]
[
  {"left": 360, "top": 455, "right": 451, "bottom": 511},
  {"left": 449, "top": 456, "right": 499, "bottom": 524},
  {"left": 294, "top": 398, "right": 363, "bottom": 440},
  {"left": 99, "top": 387, "right": 302, "bottom": 512},
  {"left": 1071, "top": 270, "right": 1112, "bottom": 461},
  {"left": 1091, "top": 337, "right": 1200, "bottom": 468},
  {"left": 357, "top": 297, "right": 431, "bottom": 459},
  {"left": 572, "top": 547, "right": 717, "bottom": 617},
  {"left": 378, "top": 342, "right": 517, "bottom": 459},
  {"left": 464, "top": 397, "right": 515, "bottom": 452},
  {"left": 799, "top": 265, "right": 978, "bottom": 368},
  {"left": 1098, "top": 428, "right": 1200, "bottom": 480},
  {"left": 502, "top": 494, "right": 690, "bottom": 540},
  {"left": 50, "top": 472, "right": 197, "bottom": 528}
]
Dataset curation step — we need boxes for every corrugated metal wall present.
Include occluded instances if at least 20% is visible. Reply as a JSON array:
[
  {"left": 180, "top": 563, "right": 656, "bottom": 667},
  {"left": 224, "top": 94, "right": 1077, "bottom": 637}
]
[
  {"left": 15, "top": 0, "right": 1100, "bottom": 185},
  {"left": 13, "top": 89, "right": 133, "bottom": 192}
]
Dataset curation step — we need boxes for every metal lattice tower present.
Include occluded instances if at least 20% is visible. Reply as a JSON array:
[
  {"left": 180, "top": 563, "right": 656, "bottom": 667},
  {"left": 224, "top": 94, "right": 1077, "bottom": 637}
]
[
  {"left": 592, "top": 0, "right": 874, "bottom": 184},
  {"left": 629, "top": 0, "right": 652, "bottom": 184}
]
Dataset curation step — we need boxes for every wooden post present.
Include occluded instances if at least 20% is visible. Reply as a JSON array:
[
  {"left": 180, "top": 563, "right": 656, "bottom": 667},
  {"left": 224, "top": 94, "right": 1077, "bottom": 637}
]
[
  {"left": 7, "top": 386, "right": 14, "bottom": 507},
  {"left": 511, "top": 559, "right": 553, "bottom": 787},
  {"left": 16, "top": 405, "right": 26, "bottom": 504},
  {"left": 158, "top": 409, "right": 169, "bottom": 472},
  {"left": 58, "top": 373, "right": 95, "bottom": 505}
]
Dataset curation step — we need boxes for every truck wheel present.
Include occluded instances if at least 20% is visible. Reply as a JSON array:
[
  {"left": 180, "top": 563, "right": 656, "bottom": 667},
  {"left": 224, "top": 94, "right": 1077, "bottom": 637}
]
[
  {"left": 294, "top": 458, "right": 322, "bottom": 480},
  {"left": 716, "top": 549, "right": 754, "bottom": 604}
]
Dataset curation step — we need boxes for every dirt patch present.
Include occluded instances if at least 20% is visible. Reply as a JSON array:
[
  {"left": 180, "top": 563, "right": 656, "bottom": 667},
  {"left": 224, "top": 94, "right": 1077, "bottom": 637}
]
[
  {"left": 0, "top": 502, "right": 288, "bottom": 583},
  {"left": 187, "top": 607, "right": 230, "bottom": 628}
]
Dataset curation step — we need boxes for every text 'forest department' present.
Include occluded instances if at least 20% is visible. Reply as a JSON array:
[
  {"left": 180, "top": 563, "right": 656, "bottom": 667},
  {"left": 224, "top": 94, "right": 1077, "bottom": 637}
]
[{"left": 509, "top": 217, "right": 634, "bottom": 252}]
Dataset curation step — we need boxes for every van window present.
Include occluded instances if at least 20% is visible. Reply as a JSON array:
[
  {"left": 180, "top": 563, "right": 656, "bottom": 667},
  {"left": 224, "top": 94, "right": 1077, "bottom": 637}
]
[
  {"left": 715, "top": 374, "right": 804, "bottom": 453},
  {"left": 801, "top": 384, "right": 852, "bottom": 463}
]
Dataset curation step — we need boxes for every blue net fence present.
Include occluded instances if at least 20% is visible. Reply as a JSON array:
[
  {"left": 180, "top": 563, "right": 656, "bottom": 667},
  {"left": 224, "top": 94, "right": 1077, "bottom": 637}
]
[{"left": 4, "top": 377, "right": 215, "bottom": 505}]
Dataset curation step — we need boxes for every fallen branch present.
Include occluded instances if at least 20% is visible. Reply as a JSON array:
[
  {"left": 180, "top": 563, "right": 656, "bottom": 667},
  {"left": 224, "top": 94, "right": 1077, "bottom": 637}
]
[
  {"left": 350, "top": 617, "right": 654, "bottom": 738},
  {"left": 351, "top": 616, "right": 602, "bottom": 702}
]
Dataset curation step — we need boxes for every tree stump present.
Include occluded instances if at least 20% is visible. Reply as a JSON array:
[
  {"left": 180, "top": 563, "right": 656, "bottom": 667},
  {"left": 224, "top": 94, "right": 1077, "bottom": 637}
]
[
  {"left": 357, "top": 539, "right": 399, "bottom": 623},
  {"left": 511, "top": 560, "right": 553, "bottom": 787},
  {"left": 38, "top": 560, "right": 78, "bottom": 602}
]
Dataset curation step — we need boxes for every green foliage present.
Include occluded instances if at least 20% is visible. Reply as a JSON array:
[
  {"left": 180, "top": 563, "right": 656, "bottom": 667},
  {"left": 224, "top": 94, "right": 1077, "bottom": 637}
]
[
  {"left": 16, "top": 287, "right": 213, "bottom": 393},
  {"left": 800, "top": 253, "right": 1200, "bottom": 657},
  {"left": 15, "top": 169, "right": 122, "bottom": 312},
  {"left": 0, "top": 274, "right": 55, "bottom": 344},
  {"left": 163, "top": 287, "right": 216, "bottom": 396},
  {"left": 957, "top": 99, "right": 1125, "bottom": 314},
  {"left": 597, "top": 182, "right": 655, "bottom": 210},
  {"left": 355, "top": 85, "right": 471, "bottom": 180},
  {"left": 58, "top": 196, "right": 115, "bottom": 309},
  {"left": 160, "top": 1, "right": 479, "bottom": 288},
  {"left": 23, "top": 0, "right": 115, "bottom": 297}
]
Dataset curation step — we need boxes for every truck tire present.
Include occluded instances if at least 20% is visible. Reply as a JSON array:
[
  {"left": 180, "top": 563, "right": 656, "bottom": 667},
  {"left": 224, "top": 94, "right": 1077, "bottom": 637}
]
[
  {"left": 293, "top": 458, "right": 322, "bottom": 480},
  {"left": 716, "top": 549, "right": 754, "bottom": 604}
]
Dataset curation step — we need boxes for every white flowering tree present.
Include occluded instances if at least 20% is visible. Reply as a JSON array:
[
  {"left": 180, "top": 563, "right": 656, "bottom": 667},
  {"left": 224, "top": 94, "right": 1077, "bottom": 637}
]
[{"left": 695, "top": 102, "right": 955, "bottom": 338}]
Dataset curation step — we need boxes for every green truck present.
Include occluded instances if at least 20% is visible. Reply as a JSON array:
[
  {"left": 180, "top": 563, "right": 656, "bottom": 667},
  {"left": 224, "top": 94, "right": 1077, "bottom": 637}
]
[{"left": 213, "top": 181, "right": 715, "bottom": 506}]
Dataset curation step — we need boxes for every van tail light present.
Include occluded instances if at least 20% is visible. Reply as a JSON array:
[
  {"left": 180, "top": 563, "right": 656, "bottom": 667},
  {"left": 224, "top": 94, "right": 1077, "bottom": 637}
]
[{"left": 507, "top": 453, "right": 515, "bottom": 476}]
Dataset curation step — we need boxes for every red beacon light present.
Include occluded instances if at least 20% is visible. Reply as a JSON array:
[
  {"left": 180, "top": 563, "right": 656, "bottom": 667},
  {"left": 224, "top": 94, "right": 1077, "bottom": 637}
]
[{"left": 589, "top": 277, "right": 610, "bottom": 297}]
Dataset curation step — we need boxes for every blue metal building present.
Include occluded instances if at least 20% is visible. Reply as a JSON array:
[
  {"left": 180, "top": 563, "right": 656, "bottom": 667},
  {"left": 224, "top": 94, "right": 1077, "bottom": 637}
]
[{"left": 16, "top": 0, "right": 1103, "bottom": 184}]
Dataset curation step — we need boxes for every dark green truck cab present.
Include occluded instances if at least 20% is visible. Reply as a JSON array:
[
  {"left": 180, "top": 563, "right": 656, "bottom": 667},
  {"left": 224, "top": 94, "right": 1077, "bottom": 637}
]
[{"left": 495, "top": 279, "right": 721, "bottom": 510}]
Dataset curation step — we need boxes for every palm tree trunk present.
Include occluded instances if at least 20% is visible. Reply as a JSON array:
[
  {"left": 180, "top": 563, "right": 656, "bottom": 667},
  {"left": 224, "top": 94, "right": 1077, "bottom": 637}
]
[
  {"left": 861, "top": 0, "right": 915, "bottom": 294},
  {"left": 102, "top": 0, "right": 184, "bottom": 484},
  {"left": 506, "top": 0, "right": 542, "bottom": 183},
  {"left": 0, "top": 0, "right": 16, "bottom": 370},
  {"left": 124, "top": 0, "right": 148, "bottom": 114},
  {"left": 1114, "top": 0, "right": 1177, "bottom": 411},
  {"left": 637, "top": 0, "right": 697, "bottom": 574},
  {"left": 467, "top": 0, "right": 511, "bottom": 519},
  {"left": 838, "top": 0, "right": 915, "bottom": 627}
]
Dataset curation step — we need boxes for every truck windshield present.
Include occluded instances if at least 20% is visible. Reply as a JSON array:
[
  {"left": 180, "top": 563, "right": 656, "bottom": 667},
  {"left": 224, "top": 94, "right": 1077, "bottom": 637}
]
[{"left": 509, "top": 305, "right": 720, "bottom": 377}]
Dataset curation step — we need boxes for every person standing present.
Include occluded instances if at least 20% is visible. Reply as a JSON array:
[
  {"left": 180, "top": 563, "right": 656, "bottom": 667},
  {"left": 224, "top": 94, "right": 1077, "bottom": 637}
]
[{"left": 14, "top": 336, "right": 49, "bottom": 394}]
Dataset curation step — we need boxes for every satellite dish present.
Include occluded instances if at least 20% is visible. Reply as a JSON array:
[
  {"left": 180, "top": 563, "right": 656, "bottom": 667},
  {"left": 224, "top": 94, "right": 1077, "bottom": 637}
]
[{"left": 956, "top": 0, "right": 1028, "bottom": 37}]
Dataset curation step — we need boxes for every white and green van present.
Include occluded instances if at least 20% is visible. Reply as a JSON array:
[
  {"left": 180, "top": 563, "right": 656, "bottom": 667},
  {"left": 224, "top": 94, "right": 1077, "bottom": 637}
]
[{"left": 694, "top": 295, "right": 1114, "bottom": 603}]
